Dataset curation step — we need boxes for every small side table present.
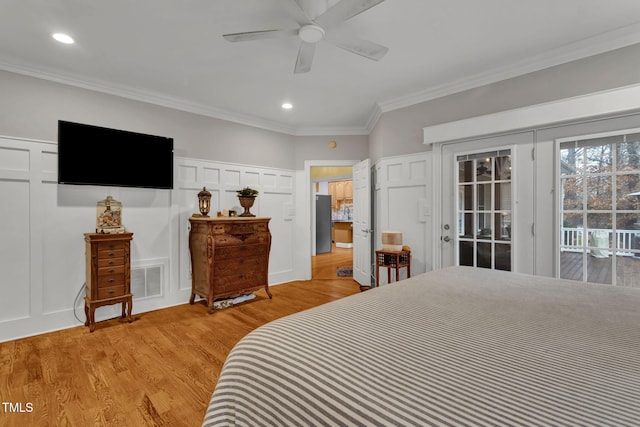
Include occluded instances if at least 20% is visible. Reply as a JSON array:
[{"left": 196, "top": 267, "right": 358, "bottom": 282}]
[{"left": 375, "top": 250, "right": 411, "bottom": 287}]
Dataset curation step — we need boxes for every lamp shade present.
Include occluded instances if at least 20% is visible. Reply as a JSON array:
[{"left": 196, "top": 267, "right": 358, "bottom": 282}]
[{"left": 381, "top": 230, "right": 403, "bottom": 251}]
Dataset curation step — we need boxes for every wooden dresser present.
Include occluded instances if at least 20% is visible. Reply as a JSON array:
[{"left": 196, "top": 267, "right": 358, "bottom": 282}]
[
  {"left": 188, "top": 217, "right": 271, "bottom": 313},
  {"left": 84, "top": 232, "right": 133, "bottom": 332}
]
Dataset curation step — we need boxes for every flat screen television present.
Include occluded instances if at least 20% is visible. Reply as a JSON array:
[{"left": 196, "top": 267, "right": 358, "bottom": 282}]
[{"left": 58, "top": 120, "right": 174, "bottom": 189}]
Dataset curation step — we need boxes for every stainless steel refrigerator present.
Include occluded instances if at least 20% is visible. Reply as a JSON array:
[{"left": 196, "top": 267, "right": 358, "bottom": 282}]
[{"left": 316, "top": 194, "right": 332, "bottom": 254}]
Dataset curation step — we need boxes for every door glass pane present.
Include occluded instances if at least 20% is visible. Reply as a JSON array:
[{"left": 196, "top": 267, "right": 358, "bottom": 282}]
[
  {"left": 476, "top": 158, "right": 492, "bottom": 182},
  {"left": 459, "top": 241, "right": 473, "bottom": 266},
  {"left": 477, "top": 213, "right": 492, "bottom": 240},
  {"left": 561, "top": 252, "right": 583, "bottom": 281},
  {"left": 587, "top": 213, "right": 612, "bottom": 231},
  {"left": 616, "top": 254, "right": 640, "bottom": 288},
  {"left": 616, "top": 173, "right": 640, "bottom": 210},
  {"left": 494, "top": 183, "right": 511, "bottom": 210},
  {"left": 585, "top": 145, "right": 613, "bottom": 173},
  {"left": 477, "top": 242, "right": 492, "bottom": 268},
  {"left": 460, "top": 213, "right": 473, "bottom": 238},
  {"left": 562, "top": 213, "right": 583, "bottom": 247},
  {"left": 562, "top": 177, "right": 583, "bottom": 210},
  {"left": 459, "top": 160, "right": 473, "bottom": 183},
  {"left": 495, "top": 213, "right": 511, "bottom": 241},
  {"left": 586, "top": 176, "right": 611, "bottom": 210},
  {"left": 477, "top": 184, "right": 491, "bottom": 210},
  {"left": 495, "top": 244, "right": 511, "bottom": 271},
  {"left": 617, "top": 140, "right": 640, "bottom": 171},
  {"left": 587, "top": 255, "right": 612, "bottom": 285},
  {"left": 560, "top": 146, "right": 584, "bottom": 176},
  {"left": 495, "top": 156, "right": 511, "bottom": 180},
  {"left": 459, "top": 185, "right": 473, "bottom": 211}
]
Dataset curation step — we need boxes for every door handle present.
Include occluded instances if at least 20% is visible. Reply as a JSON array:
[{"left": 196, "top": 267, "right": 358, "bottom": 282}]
[{"left": 442, "top": 236, "right": 451, "bottom": 242}]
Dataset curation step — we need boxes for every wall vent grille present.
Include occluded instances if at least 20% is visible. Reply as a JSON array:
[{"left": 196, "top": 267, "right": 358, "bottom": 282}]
[{"left": 131, "top": 265, "right": 162, "bottom": 299}]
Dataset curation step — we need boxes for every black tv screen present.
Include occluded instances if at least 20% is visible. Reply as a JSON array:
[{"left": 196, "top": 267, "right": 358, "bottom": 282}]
[{"left": 58, "top": 121, "right": 174, "bottom": 189}]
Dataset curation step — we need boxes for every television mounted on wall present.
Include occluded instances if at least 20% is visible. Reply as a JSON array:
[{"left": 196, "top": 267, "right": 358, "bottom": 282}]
[{"left": 57, "top": 120, "right": 174, "bottom": 189}]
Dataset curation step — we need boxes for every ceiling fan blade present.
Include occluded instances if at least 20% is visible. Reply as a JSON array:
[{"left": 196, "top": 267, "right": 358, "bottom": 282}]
[
  {"left": 288, "top": 0, "right": 314, "bottom": 23},
  {"left": 294, "top": 42, "right": 316, "bottom": 74},
  {"left": 223, "top": 29, "right": 298, "bottom": 42},
  {"left": 326, "top": 34, "right": 388, "bottom": 61},
  {"left": 315, "top": 0, "right": 384, "bottom": 29}
]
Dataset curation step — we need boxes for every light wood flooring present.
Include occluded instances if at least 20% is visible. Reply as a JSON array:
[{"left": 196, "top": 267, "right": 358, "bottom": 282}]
[{"left": 0, "top": 251, "right": 358, "bottom": 427}]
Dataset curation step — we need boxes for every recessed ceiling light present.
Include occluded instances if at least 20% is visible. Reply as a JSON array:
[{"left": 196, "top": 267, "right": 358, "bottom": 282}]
[
  {"left": 52, "top": 33, "right": 74, "bottom": 44},
  {"left": 282, "top": 102, "right": 293, "bottom": 110}
]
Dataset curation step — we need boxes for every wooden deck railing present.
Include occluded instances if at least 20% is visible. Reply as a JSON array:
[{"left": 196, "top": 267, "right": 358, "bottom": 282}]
[{"left": 561, "top": 227, "right": 640, "bottom": 256}]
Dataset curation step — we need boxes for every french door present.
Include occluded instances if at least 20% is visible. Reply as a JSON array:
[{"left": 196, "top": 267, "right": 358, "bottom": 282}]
[
  {"left": 558, "top": 130, "right": 640, "bottom": 286},
  {"left": 456, "top": 150, "right": 512, "bottom": 270},
  {"left": 438, "top": 132, "right": 534, "bottom": 273}
]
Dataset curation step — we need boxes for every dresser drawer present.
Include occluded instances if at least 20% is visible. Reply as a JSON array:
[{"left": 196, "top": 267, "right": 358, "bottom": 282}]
[
  {"left": 98, "top": 248, "right": 125, "bottom": 260},
  {"left": 97, "top": 241, "right": 127, "bottom": 251},
  {"left": 215, "top": 243, "right": 267, "bottom": 260},
  {"left": 97, "top": 285, "right": 125, "bottom": 299},
  {"left": 214, "top": 256, "right": 265, "bottom": 275},
  {"left": 98, "top": 264, "right": 124, "bottom": 276},
  {"left": 97, "top": 272, "right": 125, "bottom": 288},
  {"left": 97, "top": 256, "right": 125, "bottom": 268},
  {"left": 214, "top": 272, "right": 266, "bottom": 294}
]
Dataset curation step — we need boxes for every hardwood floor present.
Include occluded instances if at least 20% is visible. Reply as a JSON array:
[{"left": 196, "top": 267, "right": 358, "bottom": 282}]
[
  {"left": 0, "top": 257, "right": 359, "bottom": 427},
  {"left": 311, "top": 244, "right": 353, "bottom": 279}
]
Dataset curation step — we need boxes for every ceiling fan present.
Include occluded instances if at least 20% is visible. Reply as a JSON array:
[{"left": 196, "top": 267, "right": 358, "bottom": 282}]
[{"left": 222, "top": 0, "right": 388, "bottom": 74}]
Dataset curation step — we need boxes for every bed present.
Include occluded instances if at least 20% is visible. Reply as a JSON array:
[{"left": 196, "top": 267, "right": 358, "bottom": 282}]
[{"left": 203, "top": 266, "right": 640, "bottom": 426}]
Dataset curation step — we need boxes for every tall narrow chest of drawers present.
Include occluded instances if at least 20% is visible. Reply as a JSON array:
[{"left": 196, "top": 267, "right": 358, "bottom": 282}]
[
  {"left": 84, "top": 232, "right": 133, "bottom": 332},
  {"left": 188, "top": 217, "right": 272, "bottom": 313}
]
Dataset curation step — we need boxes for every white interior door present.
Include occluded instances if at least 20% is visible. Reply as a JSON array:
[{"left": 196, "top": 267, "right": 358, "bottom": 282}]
[{"left": 353, "top": 159, "right": 372, "bottom": 286}]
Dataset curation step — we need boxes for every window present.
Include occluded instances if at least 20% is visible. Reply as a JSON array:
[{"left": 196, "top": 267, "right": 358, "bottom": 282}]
[
  {"left": 457, "top": 150, "right": 512, "bottom": 271},
  {"left": 559, "top": 132, "right": 640, "bottom": 286}
]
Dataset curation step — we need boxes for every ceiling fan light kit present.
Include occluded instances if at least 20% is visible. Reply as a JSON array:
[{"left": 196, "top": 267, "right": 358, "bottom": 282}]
[
  {"left": 222, "top": 0, "right": 387, "bottom": 74},
  {"left": 299, "top": 25, "right": 325, "bottom": 43}
]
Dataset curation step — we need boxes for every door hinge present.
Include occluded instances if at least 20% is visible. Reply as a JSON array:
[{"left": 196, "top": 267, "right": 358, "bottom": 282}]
[
  {"left": 531, "top": 223, "right": 535, "bottom": 236},
  {"left": 531, "top": 147, "right": 535, "bottom": 161}
]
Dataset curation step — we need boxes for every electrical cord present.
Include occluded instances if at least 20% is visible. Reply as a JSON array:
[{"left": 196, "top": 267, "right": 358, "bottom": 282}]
[{"left": 73, "top": 282, "right": 86, "bottom": 323}]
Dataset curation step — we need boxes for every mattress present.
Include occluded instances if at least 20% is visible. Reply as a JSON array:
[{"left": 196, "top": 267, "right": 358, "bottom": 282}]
[{"left": 203, "top": 266, "right": 640, "bottom": 426}]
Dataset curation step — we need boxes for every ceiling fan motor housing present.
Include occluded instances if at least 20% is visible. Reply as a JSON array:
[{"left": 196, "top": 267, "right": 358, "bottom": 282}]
[{"left": 299, "top": 25, "right": 325, "bottom": 43}]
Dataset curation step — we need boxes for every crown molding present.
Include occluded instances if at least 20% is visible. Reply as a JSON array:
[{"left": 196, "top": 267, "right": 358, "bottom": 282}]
[
  {"left": 364, "top": 103, "right": 383, "bottom": 134},
  {"left": 376, "top": 22, "right": 640, "bottom": 114},
  {"left": 0, "top": 60, "right": 298, "bottom": 135},
  {"left": 0, "top": 59, "right": 373, "bottom": 137},
  {"left": 3, "top": 20, "right": 640, "bottom": 138}
]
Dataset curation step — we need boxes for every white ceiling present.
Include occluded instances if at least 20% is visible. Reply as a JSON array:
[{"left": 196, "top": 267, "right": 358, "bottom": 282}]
[{"left": 1, "top": 0, "right": 640, "bottom": 135}]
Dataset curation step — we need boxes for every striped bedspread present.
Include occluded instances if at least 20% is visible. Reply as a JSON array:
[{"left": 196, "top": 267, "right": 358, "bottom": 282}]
[{"left": 203, "top": 266, "right": 640, "bottom": 426}]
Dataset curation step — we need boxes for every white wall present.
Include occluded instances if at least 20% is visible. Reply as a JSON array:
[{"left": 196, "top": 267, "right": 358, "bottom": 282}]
[
  {"left": 175, "top": 157, "right": 299, "bottom": 291},
  {"left": 0, "top": 135, "right": 299, "bottom": 342}
]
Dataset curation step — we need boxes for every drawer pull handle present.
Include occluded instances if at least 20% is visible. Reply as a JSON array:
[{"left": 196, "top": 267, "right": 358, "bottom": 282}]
[
  {"left": 108, "top": 290, "right": 115, "bottom": 295},
  {"left": 108, "top": 269, "right": 115, "bottom": 273},
  {"left": 108, "top": 252, "right": 115, "bottom": 257},
  {"left": 108, "top": 279, "right": 115, "bottom": 283},
  {"left": 108, "top": 260, "right": 114, "bottom": 265}
]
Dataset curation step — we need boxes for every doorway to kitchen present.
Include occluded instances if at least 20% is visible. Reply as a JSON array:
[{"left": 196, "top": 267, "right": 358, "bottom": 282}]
[{"left": 311, "top": 165, "right": 354, "bottom": 279}]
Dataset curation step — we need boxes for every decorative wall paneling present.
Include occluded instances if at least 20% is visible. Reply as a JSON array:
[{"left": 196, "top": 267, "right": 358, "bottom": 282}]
[
  {"left": 374, "top": 152, "right": 432, "bottom": 285},
  {"left": 0, "top": 136, "right": 297, "bottom": 342},
  {"left": 175, "top": 157, "right": 297, "bottom": 295}
]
